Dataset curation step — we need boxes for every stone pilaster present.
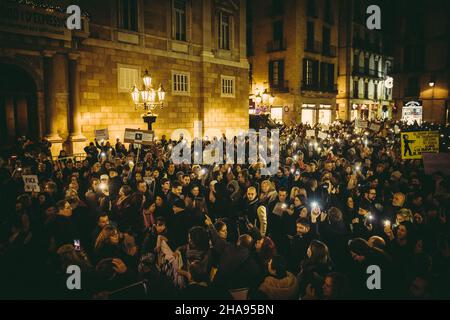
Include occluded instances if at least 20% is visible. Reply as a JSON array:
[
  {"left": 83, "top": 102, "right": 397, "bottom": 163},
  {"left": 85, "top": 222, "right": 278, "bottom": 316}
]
[
  {"left": 42, "top": 50, "right": 63, "bottom": 156},
  {"left": 67, "top": 53, "right": 87, "bottom": 155}
]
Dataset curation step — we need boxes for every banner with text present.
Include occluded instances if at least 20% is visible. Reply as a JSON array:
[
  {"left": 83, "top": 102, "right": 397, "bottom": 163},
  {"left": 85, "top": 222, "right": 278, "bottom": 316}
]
[
  {"left": 401, "top": 131, "right": 439, "bottom": 159},
  {"left": 124, "top": 128, "right": 154, "bottom": 145}
]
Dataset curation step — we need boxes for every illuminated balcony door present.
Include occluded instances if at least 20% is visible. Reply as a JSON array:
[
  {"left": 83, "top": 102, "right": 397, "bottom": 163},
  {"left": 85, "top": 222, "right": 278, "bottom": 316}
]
[
  {"left": 318, "top": 105, "right": 332, "bottom": 124},
  {"left": 271, "top": 107, "right": 283, "bottom": 124},
  {"left": 301, "top": 106, "right": 315, "bottom": 125}
]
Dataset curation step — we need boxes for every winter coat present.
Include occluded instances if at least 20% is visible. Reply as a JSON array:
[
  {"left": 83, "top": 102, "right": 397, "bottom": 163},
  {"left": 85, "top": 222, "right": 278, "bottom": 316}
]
[{"left": 259, "top": 272, "right": 299, "bottom": 300}]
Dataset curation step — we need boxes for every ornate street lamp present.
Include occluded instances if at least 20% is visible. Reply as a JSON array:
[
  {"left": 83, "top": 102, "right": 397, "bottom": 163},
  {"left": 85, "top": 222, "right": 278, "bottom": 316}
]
[
  {"left": 130, "top": 69, "right": 166, "bottom": 130},
  {"left": 250, "top": 88, "right": 275, "bottom": 115},
  {"left": 130, "top": 69, "right": 166, "bottom": 114}
]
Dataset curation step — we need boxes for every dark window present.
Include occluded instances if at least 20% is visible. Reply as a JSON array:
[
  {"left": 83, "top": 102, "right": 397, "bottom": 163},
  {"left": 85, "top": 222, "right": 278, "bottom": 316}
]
[
  {"left": 354, "top": 54, "right": 360, "bottom": 69},
  {"left": 273, "top": 20, "right": 283, "bottom": 42},
  {"left": 324, "top": 0, "right": 332, "bottom": 23},
  {"left": 354, "top": 80, "right": 359, "bottom": 98},
  {"left": 269, "top": 60, "right": 285, "bottom": 88},
  {"left": 246, "top": 0, "right": 253, "bottom": 55},
  {"left": 323, "top": 26, "right": 330, "bottom": 52},
  {"left": 173, "top": 0, "right": 186, "bottom": 41},
  {"left": 353, "top": 0, "right": 362, "bottom": 23},
  {"left": 272, "top": 0, "right": 284, "bottom": 15},
  {"left": 307, "top": 21, "right": 315, "bottom": 49},
  {"left": 303, "top": 59, "right": 319, "bottom": 86},
  {"left": 364, "top": 56, "right": 369, "bottom": 73},
  {"left": 405, "top": 76, "right": 419, "bottom": 96},
  {"left": 219, "top": 12, "right": 231, "bottom": 50},
  {"left": 118, "top": 0, "right": 138, "bottom": 32},
  {"left": 320, "top": 63, "right": 334, "bottom": 90},
  {"left": 364, "top": 82, "right": 369, "bottom": 98},
  {"left": 307, "top": 0, "right": 317, "bottom": 17},
  {"left": 403, "top": 45, "right": 424, "bottom": 71}
]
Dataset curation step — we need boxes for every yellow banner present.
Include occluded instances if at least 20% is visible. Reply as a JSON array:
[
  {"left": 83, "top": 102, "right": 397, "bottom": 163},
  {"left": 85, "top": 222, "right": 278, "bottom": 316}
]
[{"left": 401, "top": 131, "right": 439, "bottom": 159}]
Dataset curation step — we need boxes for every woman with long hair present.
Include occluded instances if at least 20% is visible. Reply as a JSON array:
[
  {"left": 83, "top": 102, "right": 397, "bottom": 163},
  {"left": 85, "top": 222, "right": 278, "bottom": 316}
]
[
  {"left": 259, "top": 180, "right": 278, "bottom": 207},
  {"left": 297, "top": 240, "right": 333, "bottom": 297}
]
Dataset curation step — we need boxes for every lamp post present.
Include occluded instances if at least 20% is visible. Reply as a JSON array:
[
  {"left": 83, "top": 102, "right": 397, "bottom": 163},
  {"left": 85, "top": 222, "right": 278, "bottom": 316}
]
[
  {"left": 130, "top": 69, "right": 166, "bottom": 130},
  {"left": 250, "top": 88, "right": 275, "bottom": 115}
]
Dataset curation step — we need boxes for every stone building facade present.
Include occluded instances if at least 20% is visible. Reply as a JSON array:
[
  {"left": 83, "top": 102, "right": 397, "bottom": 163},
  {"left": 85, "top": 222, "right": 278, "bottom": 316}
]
[
  {"left": 391, "top": 0, "right": 449, "bottom": 124},
  {"left": 247, "top": 0, "right": 339, "bottom": 125},
  {"left": 0, "top": 0, "right": 249, "bottom": 156},
  {"left": 336, "top": 0, "right": 394, "bottom": 121}
]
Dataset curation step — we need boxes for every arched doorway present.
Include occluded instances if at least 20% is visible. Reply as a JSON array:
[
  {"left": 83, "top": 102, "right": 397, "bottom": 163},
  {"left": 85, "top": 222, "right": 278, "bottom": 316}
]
[{"left": 0, "top": 63, "right": 39, "bottom": 146}]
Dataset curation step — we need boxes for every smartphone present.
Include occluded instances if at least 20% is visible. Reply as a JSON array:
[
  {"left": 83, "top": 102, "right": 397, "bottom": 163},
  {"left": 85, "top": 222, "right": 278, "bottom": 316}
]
[{"left": 74, "top": 239, "right": 81, "bottom": 251}]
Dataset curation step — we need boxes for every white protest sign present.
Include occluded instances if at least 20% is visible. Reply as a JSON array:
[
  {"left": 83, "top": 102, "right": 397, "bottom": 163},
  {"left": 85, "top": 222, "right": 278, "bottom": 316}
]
[
  {"left": 355, "top": 119, "right": 368, "bottom": 129},
  {"left": 306, "top": 130, "right": 316, "bottom": 137},
  {"left": 370, "top": 123, "right": 381, "bottom": 132},
  {"left": 318, "top": 132, "right": 328, "bottom": 140},
  {"left": 124, "top": 128, "right": 154, "bottom": 145},
  {"left": 95, "top": 128, "right": 109, "bottom": 141},
  {"left": 22, "top": 175, "right": 40, "bottom": 192}
]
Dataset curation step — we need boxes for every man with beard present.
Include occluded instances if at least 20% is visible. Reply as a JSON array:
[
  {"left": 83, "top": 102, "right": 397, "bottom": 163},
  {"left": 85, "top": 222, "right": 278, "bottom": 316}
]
[
  {"left": 167, "top": 181, "right": 183, "bottom": 206},
  {"left": 239, "top": 186, "right": 267, "bottom": 237},
  {"left": 383, "top": 192, "right": 406, "bottom": 222}
]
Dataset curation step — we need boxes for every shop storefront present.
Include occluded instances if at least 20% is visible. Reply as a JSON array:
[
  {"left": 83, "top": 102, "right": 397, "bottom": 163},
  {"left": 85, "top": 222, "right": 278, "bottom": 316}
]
[
  {"left": 301, "top": 104, "right": 333, "bottom": 125},
  {"left": 402, "top": 101, "right": 423, "bottom": 124}
]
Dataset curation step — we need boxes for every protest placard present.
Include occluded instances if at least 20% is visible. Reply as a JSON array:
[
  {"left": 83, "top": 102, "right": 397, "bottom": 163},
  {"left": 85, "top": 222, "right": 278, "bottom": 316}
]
[
  {"left": 370, "top": 123, "right": 381, "bottom": 132},
  {"left": 22, "top": 175, "right": 40, "bottom": 192},
  {"left": 124, "top": 128, "right": 154, "bottom": 145},
  {"left": 95, "top": 128, "right": 109, "bottom": 141},
  {"left": 401, "top": 131, "right": 439, "bottom": 159},
  {"left": 306, "top": 130, "right": 316, "bottom": 137},
  {"left": 355, "top": 119, "right": 368, "bottom": 129}
]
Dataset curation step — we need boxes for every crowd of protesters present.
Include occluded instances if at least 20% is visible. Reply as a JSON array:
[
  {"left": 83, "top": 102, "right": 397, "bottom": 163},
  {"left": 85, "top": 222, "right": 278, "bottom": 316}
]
[{"left": 0, "top": 119, "right": 449, "bottom": 300}]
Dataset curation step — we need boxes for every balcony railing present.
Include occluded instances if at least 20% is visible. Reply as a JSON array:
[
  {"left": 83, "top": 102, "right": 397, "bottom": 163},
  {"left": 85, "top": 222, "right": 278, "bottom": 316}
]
[
  {"left": 270, "top": 80, "right": 289, "bottom": 93},
  {"left": 322, "top": 45, "right": 337, "bottom": 57},
  {"left": 353, "top": 38, "right": 382, "bottom": 54},
  {"left": 352, "top": 66, "right": 385, "bottom": 79},
  {"left": 267, "top": 38, "right": 287, "bottom": 52},
  {"left": 301, "top": 81, "right": 337, "bottom": 93},
  {"left": 305, "top": 40, "right": 322, "bottom": 53}
]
